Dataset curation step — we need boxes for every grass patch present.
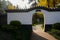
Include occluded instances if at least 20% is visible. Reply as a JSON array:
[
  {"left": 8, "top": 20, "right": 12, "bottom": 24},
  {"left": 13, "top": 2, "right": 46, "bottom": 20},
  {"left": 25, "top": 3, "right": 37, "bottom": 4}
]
[{"left": 47, "top": 29, "right": 60, "bottom": 40}]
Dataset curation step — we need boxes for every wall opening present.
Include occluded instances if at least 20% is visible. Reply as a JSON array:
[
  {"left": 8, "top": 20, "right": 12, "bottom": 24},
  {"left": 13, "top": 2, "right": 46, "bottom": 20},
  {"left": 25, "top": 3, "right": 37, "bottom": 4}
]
[{"left": 32, "top": 9, "right": 45, "bottom": 32}]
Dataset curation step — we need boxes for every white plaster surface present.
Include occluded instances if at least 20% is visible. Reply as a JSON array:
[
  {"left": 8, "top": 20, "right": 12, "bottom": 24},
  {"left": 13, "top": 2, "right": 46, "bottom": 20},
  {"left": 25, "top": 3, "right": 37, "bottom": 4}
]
[{"left": 7, "top": 10, "right": 60, "bottom": 24}]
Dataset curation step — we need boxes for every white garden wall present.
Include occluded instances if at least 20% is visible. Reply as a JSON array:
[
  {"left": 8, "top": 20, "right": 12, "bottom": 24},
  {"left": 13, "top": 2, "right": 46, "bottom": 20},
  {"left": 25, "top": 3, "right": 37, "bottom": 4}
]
[
  {"left": 41, "top": 10, "right": 60, "bottom": 24},
  {"left": 7, "top": 10, "right": 60, "bottom": 24},
  {"left": 7, "top": 10, "right": 35, "bottom": 24}
]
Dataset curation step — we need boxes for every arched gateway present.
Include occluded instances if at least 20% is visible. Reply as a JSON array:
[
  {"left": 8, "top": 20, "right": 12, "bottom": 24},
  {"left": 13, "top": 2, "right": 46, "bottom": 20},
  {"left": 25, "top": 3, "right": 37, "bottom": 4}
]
[{"left": 32, "top": 10, "right": 45, "bottom": 32}]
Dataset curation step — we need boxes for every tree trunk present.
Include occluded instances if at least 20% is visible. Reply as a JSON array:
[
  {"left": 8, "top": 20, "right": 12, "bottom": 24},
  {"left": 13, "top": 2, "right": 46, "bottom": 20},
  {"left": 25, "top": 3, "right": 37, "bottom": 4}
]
[
  {"left": 47, "top": 0, "right": 49, "bottom": 8},
  {"left": 53, "top": 0, "right": 55, "bottom": 7}
]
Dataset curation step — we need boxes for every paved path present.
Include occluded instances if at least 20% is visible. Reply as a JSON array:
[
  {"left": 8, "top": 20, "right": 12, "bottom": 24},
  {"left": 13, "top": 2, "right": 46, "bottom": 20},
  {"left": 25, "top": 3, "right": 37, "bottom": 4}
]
[
  {"left": 31, "top": 25, "right": 57, "bottom": 40},
  {"left": 32, "top": 24, "right": 44, "bottom": 32}
]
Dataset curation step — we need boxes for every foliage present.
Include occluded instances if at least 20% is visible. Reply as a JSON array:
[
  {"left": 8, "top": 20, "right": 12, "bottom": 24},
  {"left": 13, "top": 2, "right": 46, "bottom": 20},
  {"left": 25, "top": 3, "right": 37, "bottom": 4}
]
[
  {"left": 2, "top": 25, "right": 15, "bottom": 29},
  {"left": 7, "top": 4, "right": 16, "bottom": 10},
  {"left": 52, "top": 23, "right": 60, "bottom": 30},
  {"left": 37, "top": 0, "right": 48, "bottom": 7},
  {"left": 51, "top": 29, "right": 60, "bottom": 36},
  {"left": 32, "top": 12, "right": 44, "bottom": 25},
  {"left": 0, "top": 1, "right": 6, "bottom": 14},
  {"left": 0, "top": 24, "right": 32, "bottom": 40},
  {"left": 47, "top": 23, "right": 60, "bottom": 40},
  {"left": 10, "top": 20, "right": 21, "bottom": 26},
  {"left": 37, "top": 0, "right": 60, "bottom": 8},
  {"left": 47, "top": 29, "right": 60, "bottom": 40}
]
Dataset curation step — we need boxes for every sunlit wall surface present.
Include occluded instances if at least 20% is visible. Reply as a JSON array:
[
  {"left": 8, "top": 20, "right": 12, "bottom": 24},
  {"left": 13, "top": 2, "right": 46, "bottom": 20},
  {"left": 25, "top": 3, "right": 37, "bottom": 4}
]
[
  {"left": 7, "top": 10, "right": 35, "bottom": 24},
  {"left": 7, "top": 10, "right": 60, "bottom": 24}
]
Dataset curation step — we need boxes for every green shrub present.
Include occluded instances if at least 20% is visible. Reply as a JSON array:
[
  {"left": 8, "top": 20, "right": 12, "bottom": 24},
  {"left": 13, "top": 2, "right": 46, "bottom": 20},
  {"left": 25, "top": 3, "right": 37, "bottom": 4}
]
[
  {"left": 10, "top": 20, "right": 21, "bottom": 26},
  {"left": 1, "top": 21, "right": 32, "bottom": 40},
  {"left": 1, "top": 25, "right": 16, "bottom": 31},
  {"left": 2, "top": 25, "right": 14, "bottom": 29},
  {"left": 52, "top": 23, "right": 60, "bottom": 30},
  {"left": 51, "top": 29, "right": 60, "bottom": 36},
  {"left": 48, "top": 29, "right": 60, "bottom": 40}
]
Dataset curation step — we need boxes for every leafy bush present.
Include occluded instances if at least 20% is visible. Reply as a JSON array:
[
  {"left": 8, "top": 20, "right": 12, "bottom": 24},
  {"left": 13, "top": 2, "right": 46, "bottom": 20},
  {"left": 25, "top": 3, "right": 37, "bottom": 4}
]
[
  {"left": 52, "top": 23, "right": 60, "bottom": 30},
  {"left": 48, "top": 29, "right": 60, "bottom": 40},
  {"left": 10, "top": 20, "right": 21, "bottom": 26},
  {"left": 46, "top": 23, "right": 60, "bottom": 40},
  {"left": 0, "top": 21, "right": 32, "bottom": 40},
  {"left": 51, "top": 29, "right": 60, "bottom": 36},
  {"left": 1, "top": 25, "right": 16, "bottom": 32}
]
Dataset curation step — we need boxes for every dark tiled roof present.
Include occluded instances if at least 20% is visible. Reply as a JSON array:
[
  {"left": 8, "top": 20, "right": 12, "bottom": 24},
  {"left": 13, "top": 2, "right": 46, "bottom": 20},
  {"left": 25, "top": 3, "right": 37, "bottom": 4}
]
[{"left": 5, "top": 7, "right": 60, "bottom": 12}]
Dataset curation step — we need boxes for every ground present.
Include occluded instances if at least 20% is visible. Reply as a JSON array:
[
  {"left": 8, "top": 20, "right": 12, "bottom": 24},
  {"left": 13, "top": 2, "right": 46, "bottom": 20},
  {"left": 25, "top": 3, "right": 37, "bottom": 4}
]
[{"left": 31, "top": 25, "right": 57, "bottom": 40}]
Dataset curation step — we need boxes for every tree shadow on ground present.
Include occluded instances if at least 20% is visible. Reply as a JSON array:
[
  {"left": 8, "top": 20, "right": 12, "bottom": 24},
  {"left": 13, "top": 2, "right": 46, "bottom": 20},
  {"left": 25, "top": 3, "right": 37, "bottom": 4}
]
[{"left": 31, "top": 32, "right": 48, "bottom": 40}]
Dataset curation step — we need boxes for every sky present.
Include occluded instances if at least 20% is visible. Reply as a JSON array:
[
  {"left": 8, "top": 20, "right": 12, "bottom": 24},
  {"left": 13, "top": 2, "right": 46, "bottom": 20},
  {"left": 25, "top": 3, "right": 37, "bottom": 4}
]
[{"left": 5, "top": 0, "right": 36, "bottom": 9}]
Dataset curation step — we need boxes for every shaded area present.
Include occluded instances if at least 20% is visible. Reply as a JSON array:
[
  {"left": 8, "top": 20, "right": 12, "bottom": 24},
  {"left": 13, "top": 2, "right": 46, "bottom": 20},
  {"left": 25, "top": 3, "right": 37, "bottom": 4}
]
[
  {"left": 47, "top": 23, "right": 60, "bottom": 40},
  {"left": 45, "top": 24, "right": 52, "bottom": 32},
  {"left": 32, "top": 12, "right": 44, "bottom": 26},
  {"left": 0, "top": 14, "right": 7, "bottom": 25},
  {"left": 0, "top": 31, "right": 15, "bottom": 40},
  {"left": 31, "top": 32, "right": 48, "bottom": 40},
  {"left": 0, "top": 25, "right": 32, "bottom": 40}
]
